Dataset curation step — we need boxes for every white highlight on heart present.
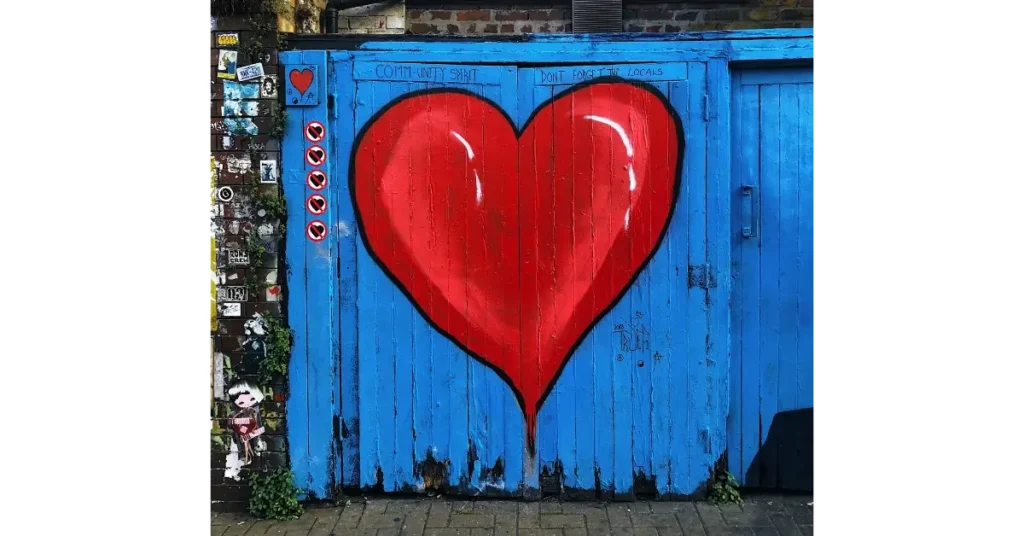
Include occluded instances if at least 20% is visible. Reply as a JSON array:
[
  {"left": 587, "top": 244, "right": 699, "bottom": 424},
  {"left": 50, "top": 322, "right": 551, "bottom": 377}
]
[
  {"left": 475, "top": 170, "right": 483, "bottom": 205},
  {"left": 624, "top": 206, "right": 631, "bottom": 231},
  {"left": 583, "top": 114, "right": 634, "bottom": 157},
  {"left": 451, "top": 130, "right": 475, "bottom": 160}
]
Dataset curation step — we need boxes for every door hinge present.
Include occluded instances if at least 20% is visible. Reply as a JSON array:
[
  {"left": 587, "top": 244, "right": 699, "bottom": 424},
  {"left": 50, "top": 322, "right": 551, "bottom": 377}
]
[
  {"left": 701, "top": 90, "right": 709, "bottom": 122},
  {"left": 688, "top": 263, "right": 717, "bottom": 290},
  {"left": 328, "top": 93, "right": 337, "bottom": 120}
]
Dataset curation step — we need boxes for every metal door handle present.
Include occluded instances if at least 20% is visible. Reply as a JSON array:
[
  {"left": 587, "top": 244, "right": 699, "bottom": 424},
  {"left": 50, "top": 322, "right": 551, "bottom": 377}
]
[{"left": 741, "top": 185, "right": 759, "bottom": 239}]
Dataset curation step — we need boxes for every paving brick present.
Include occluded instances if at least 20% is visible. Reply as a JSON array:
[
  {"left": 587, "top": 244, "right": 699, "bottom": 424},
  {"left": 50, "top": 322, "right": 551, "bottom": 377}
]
[
  {"left": 768, "top": 513, "right": 803, "bottom": 536},
  {"left": 364, "top": 501, "right": 391, "bottom": 516},
  {"left": 470, "top": 529, "right": 494, "bottom": 536},
  {"left": 424, "top": 529, "right": 473, "bottom": 536},
  {"left": 539, "top": 502, "right": 562, "bottom": 513},
  {"left": 788, "top": 506, "right": 813, "bottom": 525},
  {"left": 402, "top": 514, "right": 428, "bottom": 536},
  {"left": 473, "top": 501, "right": 519, "bottom": 515},
  {"left": 518, "top": 502, "right": 541, "bottom": 528},
  {"left": 630, "top": 513, "right": 680, "bottom": 528},
  {"left": 705, "top": 528, "right": 756, "bottom": 536},
  {"left": 343, "top": 529, "right": 379, "bottom": 536},
  {"left": 696, "top": 503, "right": 726, "bottom": 527},
  {"left": 337, "top": 503, "right": 365, "bottom": 527},
  {"left": 378, "top": 530, "right": 402, "bottom": 536},
  {"left": 213, "top": 512, "right": 250, "bottom": 526},
  {"left": 514, "top": 530, "right": 563, "bottom": 536},
  {"left": 677, "top": 508, "right": 707, "bottom": 536},
  {"left": 540, "top": 514, "right": 584, "bottom": 528},
  {"left": 426, "top": 502, "right": 452, "bottom": 528},
  {"left": 221, "top": 526, "right": 250, "bottom": 536},
  {"left": 448, "top": 514, "right": 494, "bottom": 528},
  {"left": 564, "top": 530, "right": 587, "bottom": 536},
  {"left": 359, "top": 513, "right": 405, "bottom": 529},
  {"left": 754, "top": 527, "right": 781, "bottom": 536},
  {"left": 723, "top": 509, "right": 773, "bottom": 527},
  {"left": 798, "top": 527, "right": 813, "bottom": 536},
  {"left": 243, "top": 520, "right": 276, "bottom": 534},
  {"left": 284, "top": 531, "right": 311, "bottom": 536},
  {"left": 211, "top": 526, "right": 227, "bottom": 536}
]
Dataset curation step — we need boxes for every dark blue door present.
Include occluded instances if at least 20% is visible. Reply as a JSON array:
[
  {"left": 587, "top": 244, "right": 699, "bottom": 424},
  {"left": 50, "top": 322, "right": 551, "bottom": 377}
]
[{"left": 727, "top": 66, "right": 813, "bottom": 490}]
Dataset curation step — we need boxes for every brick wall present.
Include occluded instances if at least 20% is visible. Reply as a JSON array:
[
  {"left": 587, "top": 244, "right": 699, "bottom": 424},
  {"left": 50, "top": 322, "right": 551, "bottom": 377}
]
[
  {"left": 404, "top": 1, "right": 812, "bottom": 34},
  {"left": 210, "top": 13, "right": 289, "bottom": 512}
]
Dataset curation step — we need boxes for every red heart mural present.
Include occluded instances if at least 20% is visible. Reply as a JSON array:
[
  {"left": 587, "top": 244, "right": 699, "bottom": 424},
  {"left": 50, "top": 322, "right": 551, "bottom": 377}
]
[
  {"left": 289, "top": 68, "right": 314, "bottom": 95},
  {"left": 352, "top": 81, "right": 682, "bottom": 447}
]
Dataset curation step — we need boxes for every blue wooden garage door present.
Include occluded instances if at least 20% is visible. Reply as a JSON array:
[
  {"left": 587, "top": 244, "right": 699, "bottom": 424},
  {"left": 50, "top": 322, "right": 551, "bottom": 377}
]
[{"left": 727, "top": 66, "right": 813, "bottom": 490}]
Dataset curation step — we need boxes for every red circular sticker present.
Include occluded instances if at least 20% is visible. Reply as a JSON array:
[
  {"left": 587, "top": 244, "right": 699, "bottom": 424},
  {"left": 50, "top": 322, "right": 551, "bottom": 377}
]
[
  {"left": 305, "top": 145, "right": 326, "bottom": 167},
  {"left": 304, "top": 121, "right": 325, "bottom": 142},
  {"left": 306, "top": 169, "right": 327, "bottom": 191},
  {"left": 306, "top": 194, "right": 327, "bottom": 215},
  {"left": 306, "top": 220, "right": 327, "bottom": 242}
]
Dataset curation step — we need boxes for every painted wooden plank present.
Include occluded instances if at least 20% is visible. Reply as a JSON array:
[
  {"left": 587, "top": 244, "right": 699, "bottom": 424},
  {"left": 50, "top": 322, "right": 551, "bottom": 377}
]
[
  {"left": 283, "top": 56, "right": 311, "bottom": 496},
  {"left": 684, "top": 63, "right": 710, "bottom": 495},
  {"left": 517, "top": 81, "right": 540, "bottom": 498},
  {"left": 298, "top": 50, "right": 336, "bottom": 499},
  {"left": 777, "top": 83, "right": 801, "bottom": 419},
  {"left": 705, "top": 58, "right": 732, "bottom": 474},
  {"left": 740, "top": 69, "right": 814, "bottom": 86},
  {"left": 353, "top": 61, "right": 504, "bottom": 85},
  {"left": 736, "top": 83, "right": 762, "bottom": 486},
  {"left": 797, "top": 83, "right": 814, "bottom": 409},
  {"left": 495, "top": 66, "right": 524, "bottom": 497},
  {"left": 332, "top": 56, "right": 360, "bottom": 490},
  {"left": 666, "top": 79, "right": 691, "bottom": 496},
  {"left": 551, "top": 82, "right": 579, "bottom": 493},
  {"left": 366, "top": 79, "right": 399, "bottom": 491},
  {"left": 445, "top": 89, "right": 471, "bottom": 491},
  {"left": 427, "top": 87, "right": 455, "bottom": 490},
  {"left": 646, "top": 81, "right": 673, "bottom": 497},
  {"left": 533, "top": 63, "right": 687, "bottom": 86},
  {"left": 757, "top": 83, "right": 782, "bottom": 489},
  {"left": 390, "top": 81, "right": 417, "bottom": 491},
  {"left": 354, "top": 79, "right": 381, "bottom": 490},
  {"left": 531, "top": 81, "right": 560, "bottom": 490},
  {"left": 563, "top": 79, "right": 598, "bottom": 497},
  {"left": 726, "top": 70, "right": 745, "bottom": 483}
]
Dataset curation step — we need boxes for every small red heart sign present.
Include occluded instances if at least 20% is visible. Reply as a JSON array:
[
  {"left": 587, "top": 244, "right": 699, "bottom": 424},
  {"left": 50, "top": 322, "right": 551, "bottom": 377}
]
[
  {"left": 353, "top": 82, "right": 682, "bottom": 446},
  {"left": 290, "top": 68, "right": 314, "bottom": 95}
]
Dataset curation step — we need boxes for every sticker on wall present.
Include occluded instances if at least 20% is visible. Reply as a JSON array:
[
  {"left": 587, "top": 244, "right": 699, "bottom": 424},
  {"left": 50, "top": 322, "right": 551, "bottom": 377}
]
[
  {"left": 260, "top": 75, "right": 278, "bottom": 98},
  {"left": 217, "top": 286, "right": 248, "bottom": 302},
  {"left": 224, "top": 381, "right": 267, "bottom": 481},
  {"left": 304, "top": 121, "right": 325, "bottom": 143},
  {"left": 306, "top": 194, "right": 327, "bottom": 215},
  {"left": 306, "top": 169, "right": 327, "bottom": 190},
  {"left": 222, "top": 302, "right": 242, "bottom": 317},
  {"left": 222, "top": 100, "right": 259, "bottom": 117},
  {"left": 259, "top": 160, "right": 278, "bottom": 184},
  {"left": 226, "top": 249, "right": 249, "bottom": 267},
  {"left": 216, "top": 33, "right": 239, "bottom": 47},
  {"left": 306, "top": 220, "right": 327, "bottom": 242},
  {"left": 237, "top": 63, "right": 265, "bottom": 82},
  {"left": 223, "top": 80, "right": 259, "bottom": 100},
  {"left": 285, "top": 64, "right": 318, "bottom": 106},
  {"left": 217, "top": 50, "right": 237, "bottom": 80},
  {"left": 266, "top": 286, "right": 281, "bottom": 302},
  {"left": 215, "top": 118, "right": 258, "bottom": 136},
  {"left": 225, "top": 155, "right": 252, "bottom": 174},
  {"left": 305, "top": 145, "right": 326, "bottom": 166},
  {"left": 213, "top": 352, "right": 226, "bottom": 400},
  {"left": 216, "top": 186, "right": 234, "bottom": 203}
]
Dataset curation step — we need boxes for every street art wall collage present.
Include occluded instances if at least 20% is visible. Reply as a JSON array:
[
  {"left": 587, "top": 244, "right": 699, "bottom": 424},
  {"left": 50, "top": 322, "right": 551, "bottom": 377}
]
[{"left": 211, "top": 28, "right": 283, "bottom": 482}]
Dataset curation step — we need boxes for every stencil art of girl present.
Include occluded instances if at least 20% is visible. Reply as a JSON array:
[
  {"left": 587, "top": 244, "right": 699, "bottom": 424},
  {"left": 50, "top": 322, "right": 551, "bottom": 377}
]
[{"left": 224, "top": 380, "right": 267, "bottom": 481}]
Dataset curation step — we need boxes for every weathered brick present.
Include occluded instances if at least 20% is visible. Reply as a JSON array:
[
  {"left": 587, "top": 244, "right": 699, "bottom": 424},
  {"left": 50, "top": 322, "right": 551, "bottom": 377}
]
[
  {"left": 674, "top": 10, "right": 701, "bottom": 21},
  {"left": 348, "top": 16, "right": 386, "bottom": 29},
  {"left": 627, "top": 24, "right": 644, "bottom": 32},
  {"left": 665, "top": 24, "right": 684, "bottom": 33},
  {"left": 748, "top": 8, "right": 779, "bottom": 21},
  {"left": 640, "top": 9, "right": 673, "bottom": 20},
  {"left": 764, "top": 0, "right": 800, "bottom": 6},
  {"left": 705, "top": 9, "right": 742, "bottom": 21},
  {"left": 800, "top": 0, "right": 813, "bottom": 6},
  {"left": 446, "top": 24, "right": 459, "bottom": 34},
  {"left": 780, "top": 8, "right": 814, "bottom": 20},
  {"left": 520, "top": 24, "right": 533, "bottom": 33},
  {"left": 645, "top": 25, "right": 663, "bottom": 32},
  {"left": 409, "top": 22, "right": 439, "bottom": 34},
  {"left": 429, "top": 10, "right": 453, "bottom": 21},
  {"left": 498, "top": 23, "right": 513, "bottom": 33},
  {"left": 457, "top": 10, "right": 491, "bottom": 22},
  {"left": 483, "top": 23, "right": 499, "bottom": 33},
  {"left": 386, "top": 16, "right": 405, "bottom": 29},
  {"left": 495, "top": 11, "right": 529, "bottom": 21},
  {"left": 406, "top": 9, "right": 424, "bottom": 19},
  {"left": 530, "top": 9, "right": 566, "bottom": 21}
]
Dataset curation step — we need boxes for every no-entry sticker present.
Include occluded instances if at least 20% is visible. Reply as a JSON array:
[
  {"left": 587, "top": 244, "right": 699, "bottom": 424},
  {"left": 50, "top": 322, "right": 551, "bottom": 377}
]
[{"left": 306, "top": 220, "right": 327, "bottom": 242}]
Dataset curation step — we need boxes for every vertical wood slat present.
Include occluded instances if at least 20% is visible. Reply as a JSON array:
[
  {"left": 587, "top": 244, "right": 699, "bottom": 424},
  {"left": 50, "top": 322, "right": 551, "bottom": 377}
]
[{"left": 796, "top": 83, "right": 814, "bottom": 411}]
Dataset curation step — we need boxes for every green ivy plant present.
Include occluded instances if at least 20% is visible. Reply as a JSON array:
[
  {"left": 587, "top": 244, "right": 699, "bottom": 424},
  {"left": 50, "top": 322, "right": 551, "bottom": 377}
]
[
  {"left": 258, "top": 314, "right": 294, "bottom": 386},
  {"left": 708, "top": 471, "right": 743, "bottom": 505},
  {"left": 248, "top": 468, "right": 303, "bottom": 520}
]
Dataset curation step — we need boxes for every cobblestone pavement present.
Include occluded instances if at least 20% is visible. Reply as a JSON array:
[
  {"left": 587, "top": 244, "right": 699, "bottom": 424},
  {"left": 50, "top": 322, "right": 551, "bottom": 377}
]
[{"left": 211, "top": 494, "right": 813, "bottom": 535}]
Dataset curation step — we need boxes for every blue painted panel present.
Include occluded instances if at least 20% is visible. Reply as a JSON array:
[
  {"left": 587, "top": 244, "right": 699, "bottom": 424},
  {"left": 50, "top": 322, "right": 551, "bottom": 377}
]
[
  {"left": 533, "top": 63, "right": 687, "bottom": 85},
  {"left": 728, "top": 66, "right": 814, "bottom": 490},
  {"left": 281, "top": 32, "right": 811, "bottom": 500}
]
